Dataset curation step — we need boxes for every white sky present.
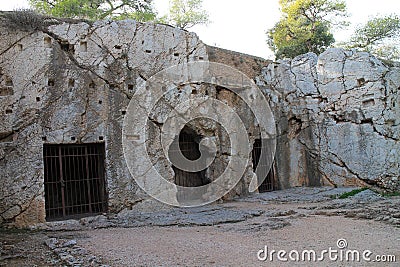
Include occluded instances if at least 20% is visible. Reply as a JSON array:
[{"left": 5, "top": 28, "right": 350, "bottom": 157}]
[{"left": 1, "top": 0, "right": 399, "bottom": 59}]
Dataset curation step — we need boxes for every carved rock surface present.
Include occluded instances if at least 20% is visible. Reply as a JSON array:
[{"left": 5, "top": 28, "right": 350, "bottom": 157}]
[
  {"left": 0, "top": 19, "right": 208, "bottom": 227},
  {"left": 0, "top": 15, "right": 398, "bottom": 228}
]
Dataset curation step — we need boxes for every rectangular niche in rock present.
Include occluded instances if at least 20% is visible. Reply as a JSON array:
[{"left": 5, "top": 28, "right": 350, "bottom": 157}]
[{"left": 0, "top": 87, "right": 13, "bottom": 96}]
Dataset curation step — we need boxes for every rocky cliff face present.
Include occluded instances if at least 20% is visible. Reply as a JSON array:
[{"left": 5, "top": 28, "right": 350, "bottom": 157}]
[
  {"left": 0, "top": 14, "right": 398, "bottom": 227},
  {"left": 256, "top": 49, "right": 399, "bottom": 191},
  {"left": 0, "top": 17, "right": 208, "bottom": 226}
]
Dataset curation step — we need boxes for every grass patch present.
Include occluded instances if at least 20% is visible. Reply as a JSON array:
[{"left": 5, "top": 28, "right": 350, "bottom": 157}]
[
  {"left": 379, "top": 191, "right": 400, "bottom": 197},
  {"left": 337, "top": 187, "right": 369, "bottom": 199},
  {"left": 369, "top": 188, "right": 400, "bottom": 197}
]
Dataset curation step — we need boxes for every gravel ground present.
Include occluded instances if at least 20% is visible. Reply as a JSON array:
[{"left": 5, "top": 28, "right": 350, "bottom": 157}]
[
  {"left": 1, "top": 187, "right": 399, "bottom": 266},
  {"left": 80, "top": 216, "right": 400, "bottom": 266}
]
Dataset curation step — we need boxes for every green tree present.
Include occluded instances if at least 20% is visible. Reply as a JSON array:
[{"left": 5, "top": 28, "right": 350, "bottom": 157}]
[
  {"left": 28, "top": 0, "right": 156, "bottom": 21},
  {"left": 160, "top": 0, "right": 210, "bottom": 29},
  {"left": 267, "top": 0, "right": 348, "bottom": 59},
  {"left": 343, "top": 14, "right": 400, "bottom": 61}
]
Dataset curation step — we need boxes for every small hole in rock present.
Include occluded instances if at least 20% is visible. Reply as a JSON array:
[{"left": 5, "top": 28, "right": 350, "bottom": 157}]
[
  {"left": 80, "top": 41, "right": 87, "bottom": 52},
  {"left": 44, "top": 37, "right": 52, "bottom": 47},
  {"left": 145, "top": 50, "right": 152, "bottom": 53},
  {"left": 361, "top": 118, "right": 373, "bottom": 124},
  {"left": 71, "top": 137, "right": 76, "bottom": 141},
  {"left": 68, "top": 79, "right": 75, "bottom": 88},
  {"left": 99, "top": 136, "right": 104, "bottom": 141},
  {"left": 114, "top": 45, "right": 122, "bottom": 49},
  {"left": 362, "top": 99, "right": 375, "bottom": 107},
  {"left": 98, "top": 100, "right": 103, "bottom": 104},
  {"left": 385, "top": 120, "right": 395, "bottom": 126},
  {"left": 174, "top": 53, "right": 179, "bottom": 57},
  {"left": 199, "top": 56, "right": 204, "bottom": 60},
  {"left": 122, "top": 110, "right": 126, "bottom": 115},
  {"left": 36, "top": 97, "right": 41, "bottom": 102},
  {"left": 89, "top": 81, "right": 95, "bottom": 88},
  {"left": 42, "top": 136, "right": 47, "bottom": 141},
  {"left": 357, "top": 78, "right": 366, "bottom": 87},
  {"left": 60, "top": 42, "right": 75, "bottom": 53},
  {"left": 0, "top": 87, "right": 13, "bottom": 96},
  {"left": 48, "top": 79, "right": 55, "bottom": 86},
  {"left": 128, "top": 84, "right": 134, "bottom": 91},
  {"left": 5, "top": 79, "right": 13, "bottom": 86},
  {"left": 5, "top": 109, "right": 12, "bottom": 114}
]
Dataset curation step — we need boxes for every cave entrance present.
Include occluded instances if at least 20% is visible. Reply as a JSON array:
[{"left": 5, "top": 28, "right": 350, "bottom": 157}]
[
  {"left": 43, "top": 143, "right": 108, "bottom": 220},
  {"left": 252, "top": 138, "right": 276, "bottom": 192},
  {"left": 172, "top": 127, "right": 210, "bottom": 187}
]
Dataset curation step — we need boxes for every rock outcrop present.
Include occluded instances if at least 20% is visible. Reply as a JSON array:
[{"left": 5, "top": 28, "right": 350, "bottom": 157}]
[
  {"left": 0, "top": 16, "right": 208, "bottom": 226},
  {"left": 256, "top": 49, "right": 399, "bottom": 191},
  {"left": 0, "top": 12, "right": 398, "bottom": 227}
]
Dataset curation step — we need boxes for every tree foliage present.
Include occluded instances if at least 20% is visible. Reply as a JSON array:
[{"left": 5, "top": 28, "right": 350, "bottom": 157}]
[
  {"left": 160, "top": 0, "right": 209, "bottom": 29},
  {"left": 28, "top": 0, "right": 156, "bottom": 21},
  {"left": 267, "top": 0, "right": 348, "bottom": 59},
  {"left": 343, "top": 14, "right": 400, "bottom": 61}
]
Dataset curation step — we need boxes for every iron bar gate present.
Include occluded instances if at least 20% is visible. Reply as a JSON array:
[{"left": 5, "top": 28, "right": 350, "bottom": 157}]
[
  {"left": 252, "top": 139, "right": 275, "bottom": 192},
  {"left": 43, "top": 143, "right": 107, "bottom": 220}
]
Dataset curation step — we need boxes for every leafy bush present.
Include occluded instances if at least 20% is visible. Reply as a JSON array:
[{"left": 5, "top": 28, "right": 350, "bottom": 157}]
[{"left": 0, "top": 9, "right": 64, "bottom": 32}]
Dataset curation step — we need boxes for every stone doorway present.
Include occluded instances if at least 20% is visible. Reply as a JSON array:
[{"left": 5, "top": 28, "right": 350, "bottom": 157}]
[
  {"left": 252, "top": 138, "right": 276, "bottom": 192},
  {"left": 43, "top": 143, "right": 108, "bottom": 220},
  {"left": 172, "top": 127, "right": 210, "bottom": 187}
]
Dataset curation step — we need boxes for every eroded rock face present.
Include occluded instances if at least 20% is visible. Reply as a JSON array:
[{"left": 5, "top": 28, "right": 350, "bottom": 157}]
[
  {"left": 0, "top": 17, "right": 270, "bottom": 227},
  {"left": 256, "top": 48, "right": 399, "bottom": 190},
  {"left": 0, "top": 15, "right": 398, "bottom": 228},
  {"left": 0, "top": 19, "right": 210, "bottom": 227}
]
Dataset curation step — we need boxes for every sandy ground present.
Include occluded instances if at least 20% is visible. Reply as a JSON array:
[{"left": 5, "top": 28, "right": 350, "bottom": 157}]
[
  {"left": 1, "top": 188, "right": 400, "bottom": 266},
  {"left": 79, "top": 208, "right": 400, "bottom": 266}
]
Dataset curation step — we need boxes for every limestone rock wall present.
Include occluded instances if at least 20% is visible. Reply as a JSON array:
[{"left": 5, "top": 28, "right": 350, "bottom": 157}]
[
  {"left": 256, "top": 48, "right": 399, "bottom": 190},
  {"left": 1, "top": 15, "right": 399, "bottom": 228},
  {"left": 0, "top": 18, "right": 208, "bottom": 226}
]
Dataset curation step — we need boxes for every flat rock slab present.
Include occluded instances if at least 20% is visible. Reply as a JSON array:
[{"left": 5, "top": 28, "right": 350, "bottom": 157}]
[
  {"left": 115, "top": 206, "right": 264, "bottom": 227},
  {"left": 240, "top": 186, "right": 356, "bottom": 203},
  {"left": 40, "top": 205, "right": 264, "bottom": 231}
]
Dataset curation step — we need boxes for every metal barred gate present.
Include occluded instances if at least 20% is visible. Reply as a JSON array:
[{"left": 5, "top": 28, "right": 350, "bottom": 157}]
[
  {"left": 43, "top": 143, "right": 107, "bottom": 220},
  {"left": 252, "top": 138, "right": 276, "bottom": 192}
]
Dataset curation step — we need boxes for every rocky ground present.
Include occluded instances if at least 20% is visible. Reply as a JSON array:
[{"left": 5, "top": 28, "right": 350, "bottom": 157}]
[{"left": 1, "top": 187, "right": 400, "bottom": 266}]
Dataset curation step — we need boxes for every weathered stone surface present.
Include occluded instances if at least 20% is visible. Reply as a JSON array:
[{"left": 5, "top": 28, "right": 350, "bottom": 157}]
[
  {"left": 1, "top": 16, "right": 271, "bottom": 227},
  {"left": 0, "top": 14, "right": 398, "bottom": 228},
  {"left": 0, "top": 17, "right": 211, "bottom": 227},
  {"left": 256, "top": 48, "right": 399, "bottom": 189}
]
